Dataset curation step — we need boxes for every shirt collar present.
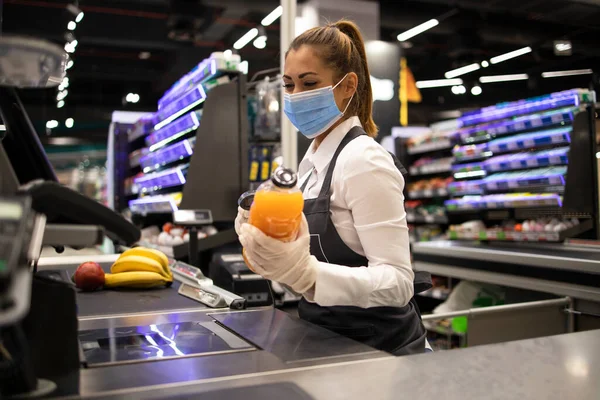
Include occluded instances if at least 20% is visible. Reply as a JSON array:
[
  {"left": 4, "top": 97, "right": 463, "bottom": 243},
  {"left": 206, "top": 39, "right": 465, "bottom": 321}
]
[{"left": 299, "top": 116, "right": 362, "bottom": 175}]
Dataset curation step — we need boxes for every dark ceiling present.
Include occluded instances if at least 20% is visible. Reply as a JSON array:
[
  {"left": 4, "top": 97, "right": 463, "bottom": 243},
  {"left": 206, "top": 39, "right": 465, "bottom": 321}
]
[{"left": 2, "top": 0, "right": 600, "bottom": 141}]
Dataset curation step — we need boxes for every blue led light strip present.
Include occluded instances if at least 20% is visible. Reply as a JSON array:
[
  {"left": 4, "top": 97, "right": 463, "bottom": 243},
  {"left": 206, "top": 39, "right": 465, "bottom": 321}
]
[
  {"left": 140, "top": 138, "right": 195, "bottom": 173},
  {"left": 159, "top": 59, "right": 217, "bottom": 110},
  {"left": 147, "top": 111, "right": 200, "bottom": 152},
  {"left": 458, "top": 90, "right": 584, "bottom": 127},
  {"left": 154, "top": 85, "right": 206, "bottom": 131}
]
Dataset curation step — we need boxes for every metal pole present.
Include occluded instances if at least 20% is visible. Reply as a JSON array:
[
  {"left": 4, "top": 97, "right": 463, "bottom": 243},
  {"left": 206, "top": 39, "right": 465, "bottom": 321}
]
[
  {"left": 421, "top": 297, "right": 571, "bottom": 321},
  {"left": 280, "top": 0, "right": 297, "bottom": 171}
]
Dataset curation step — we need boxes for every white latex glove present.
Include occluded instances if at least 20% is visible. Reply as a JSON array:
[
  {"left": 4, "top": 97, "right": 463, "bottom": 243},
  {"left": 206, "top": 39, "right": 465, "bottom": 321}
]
[
  {"left": 239, "top": 214, "right": 317, "bottom": 294},
  {"left": 234, "top": 207, "right": 250, "bottom": 236}
]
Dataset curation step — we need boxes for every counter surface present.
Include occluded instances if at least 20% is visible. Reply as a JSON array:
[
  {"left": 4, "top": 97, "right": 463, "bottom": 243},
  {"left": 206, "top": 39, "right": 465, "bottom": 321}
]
[
  {"left": 68, "top": 329, "right": 600, "bottom": 400},
  {"left": 413, "top": 240, "right": 600, "bottom": 274}
]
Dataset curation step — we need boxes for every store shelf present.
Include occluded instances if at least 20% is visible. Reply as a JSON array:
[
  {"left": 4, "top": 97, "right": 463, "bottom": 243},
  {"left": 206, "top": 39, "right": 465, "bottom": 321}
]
[
  {"left": 448, "top": 180, "right": 484, "bottom": 196},
  {"left": 459, "top": 107, "right": 575, "bottom": 144},
  {"left": 482, "top": 167, "right": 566, "bottom": 192},
  {"left": 134, "top": 164, "right": 188, "bottom": 194},
  {"left": 406, "top": 213, "right": 448, "bottom": 224},
  {"left": 407, "top": 139, "right": 453, "bottom": 155},
  {"left": 445, "top": 193, "right": 562, "bottom": 211},
  {"left": 153, "top": 85, "right": 206, "bottom": 131},
  {"left": 408, "top": 188, "right": 449, "bottom": 199},
  {"left": 158, "top": 58, "right": 237, "bottom": 109},
  {"left": 485, "top": 147, "right": 569, "bottom": 173},
  {"left": 140, "top": 137, "right": 196, "bottom": 173},
  {"left": 487, "top": 127, "right": 571, "bottom": 154},
  {"left": 129, "top": 193, "right": 181, "bottom": 215},
  {"left": 458, "top": 89, "right": 592, "bottom": 127},
  {"left": 409, "top": 163, "right": 452, "bottom": 176},
  {"left": 448, "top": 219, "right": 592, "bottom": 242},
  {"left": 146, "top": 111, "right": 200, "bottom": 152}
]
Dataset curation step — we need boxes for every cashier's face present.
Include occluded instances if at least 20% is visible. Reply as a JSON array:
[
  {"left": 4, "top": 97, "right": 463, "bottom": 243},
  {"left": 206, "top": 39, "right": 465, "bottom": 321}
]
[{"left": 283, "top": 45, "right": 350, "bottom": 112}]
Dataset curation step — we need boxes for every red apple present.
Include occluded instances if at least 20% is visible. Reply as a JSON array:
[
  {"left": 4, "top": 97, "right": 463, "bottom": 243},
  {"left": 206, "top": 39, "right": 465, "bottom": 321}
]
[{"left": 74, "top": 262, "right": 105, "bottom": 291}]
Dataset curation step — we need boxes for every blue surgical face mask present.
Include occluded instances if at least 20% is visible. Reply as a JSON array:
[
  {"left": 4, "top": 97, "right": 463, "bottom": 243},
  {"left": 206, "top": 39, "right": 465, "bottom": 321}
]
[{"left": 283, "top": 74, "right": 354, "bottom": 139}]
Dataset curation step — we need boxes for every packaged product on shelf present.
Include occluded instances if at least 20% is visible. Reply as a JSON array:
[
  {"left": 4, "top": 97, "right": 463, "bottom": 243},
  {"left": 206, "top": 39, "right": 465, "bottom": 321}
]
[
  {"left": 453, "top": 143, "right": 491, "bottom": 161},
  {"left": 410, "top": 156, "right": 453, "bottom": 175}
]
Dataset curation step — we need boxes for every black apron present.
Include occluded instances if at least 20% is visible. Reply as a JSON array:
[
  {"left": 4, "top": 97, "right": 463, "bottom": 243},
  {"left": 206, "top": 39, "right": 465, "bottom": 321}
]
[{"left": 298, "top": 126, "right": 432, "bottom": 356}]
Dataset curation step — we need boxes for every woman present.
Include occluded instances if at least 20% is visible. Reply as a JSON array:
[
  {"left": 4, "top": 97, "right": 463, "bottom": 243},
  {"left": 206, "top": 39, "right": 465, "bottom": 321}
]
[{"left": 237, "top": 20, "right": 430, "bottom": 355}]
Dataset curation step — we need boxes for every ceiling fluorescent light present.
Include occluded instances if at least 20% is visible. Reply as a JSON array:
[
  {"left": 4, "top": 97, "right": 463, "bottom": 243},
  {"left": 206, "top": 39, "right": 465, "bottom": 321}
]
[
  {"left": 397, "top": 19, "right": 439, "bottom": 42},
  {"left": 542, "top": 69, "right": 593, "bottom": 78},
  {"left": 479, "top": 74, "right": 529, "bottom": 83},
  {"left": 445, "top": 63, "right": 480, "bottom": 79},
  {"left": 490, "top": 46, "right": 532, "bottom": 64},
  {"left": 416, "top": 78, "right": 463, "bottom": 88},
  {"left": 261, "top": 6, "right": 283, "bottom": 26},
  {"left": 233, "top": 28, "right": 259, "bottom": 50}
]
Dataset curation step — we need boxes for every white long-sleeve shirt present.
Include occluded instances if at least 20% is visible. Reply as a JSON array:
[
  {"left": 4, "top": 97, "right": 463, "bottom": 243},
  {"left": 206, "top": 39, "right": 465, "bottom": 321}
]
[{"left": 299, "top": 116, "right": 414, "bottom": 309}]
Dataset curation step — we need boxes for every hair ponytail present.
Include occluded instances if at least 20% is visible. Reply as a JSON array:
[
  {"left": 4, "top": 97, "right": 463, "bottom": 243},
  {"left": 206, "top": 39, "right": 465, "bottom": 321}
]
[{"left": 287, "top": 19, "right": 379, "bottom": 137}]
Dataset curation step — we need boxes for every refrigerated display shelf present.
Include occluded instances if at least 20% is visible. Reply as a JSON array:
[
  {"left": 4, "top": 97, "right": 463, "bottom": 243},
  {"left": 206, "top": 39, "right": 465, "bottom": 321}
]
[
  {"left": 482, "top": 167, "right": 566, "bottom": 192},
  {"left": 153, "top": 85, "right": 207, "bottom": 131},
  {"left": 134, "top": 164, "right": 188, "bottom": 194},
  {"left": 140, "top": 137, "right": 196, "bottom": 173},
  {"left": 408, "top": 188, "right": 449, "bottom": 199},
  {"left": 129, "top": 193, "right": 182, "bottom": 215},
  {"left": 409, "top": 163, "right": 452, "bottom": 176},
  {"left": 159, "top": 58, "right": 237, "bottom": 109},
  {"left": 406, "top": 213, "right": 449, "bottom": 224},
  {"left": 407, "top": 139, "right": 453, "bottom": 155},
  {"left": 487, "top": 127, "right": 571, "bottom": 154},
  {"left": 445, "top": 193, "right": 562, "bottom": 211},
  {"left": 459, "top": 107, "right": 575, "bottom": 144},
  {"left": 458, "top": 89, "right": 593, "bottom": 127},
  {"left": 485, "top": 147, "right": 569, "bottom": 173},
  {"left": 146, "top": 111, "right": 200, "bottom": 152},
  {"left": 448, "top": 219, "right": 592, "bottom": 242}
]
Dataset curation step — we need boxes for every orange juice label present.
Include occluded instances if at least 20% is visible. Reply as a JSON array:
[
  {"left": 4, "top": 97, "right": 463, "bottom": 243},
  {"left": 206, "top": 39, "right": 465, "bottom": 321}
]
[{"left": 249, "top": 190, "right": 304, "bottom": 242}]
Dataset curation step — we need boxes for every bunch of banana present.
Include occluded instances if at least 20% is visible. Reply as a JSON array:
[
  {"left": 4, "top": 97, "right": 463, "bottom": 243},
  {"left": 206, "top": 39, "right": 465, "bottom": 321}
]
[{"left": 106, "top": 247, "right": 173, "bottom": 289}]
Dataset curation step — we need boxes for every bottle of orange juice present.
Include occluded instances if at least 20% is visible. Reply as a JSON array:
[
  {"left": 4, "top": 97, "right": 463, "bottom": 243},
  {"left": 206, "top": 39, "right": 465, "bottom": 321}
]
[{"left": 248, "top": 167, "right": 304, "bottom": 242}]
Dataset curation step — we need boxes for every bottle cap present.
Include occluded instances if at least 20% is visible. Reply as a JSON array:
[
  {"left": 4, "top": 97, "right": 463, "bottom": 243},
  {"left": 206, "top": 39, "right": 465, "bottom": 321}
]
[
  {"left": 238, "top": 191, "right": 255, "bottom": 211},
  {"left": 271, "top": 167, "right": 297, "bottom": 189}
]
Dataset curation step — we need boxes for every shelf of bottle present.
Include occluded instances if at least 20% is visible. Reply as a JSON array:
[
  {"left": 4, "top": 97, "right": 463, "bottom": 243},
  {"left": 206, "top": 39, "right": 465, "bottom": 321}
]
[
  {"left": 454, "top": 127, "right": 571, "bottom": 161},
  {"left": 458, "top": 89, "right": 593, "bottom": 127},
  {"left": 158, "top": 57, "right": 237, "bottom": 109},
  {"left": 406, "top": 213, "right": 448, "bottom": 224},
  {"left": 459, "top": 107, "right": 575, "bottom": 144},
  {"left": 407, "top": 139, "right": 453, "bottom": 155},
  {"left": 408, "top": 188, "right": 449, "bottom": 199},
  {"left": 134, "top": 165, "right": 188, "bottom": 194},
  {"left": 140, "top": 137, "right": 196, "bottom": 173},
  {"left": 445, "top": 193, "right": 562, "bottom": 211},
  {"left": 409, "top": 163, "right": 452, "bottom": 177},
  {"left": 129, "top": 193, "right": 182, "bottom": 215},
  {"left": 448, "top": 219, "right": 591, "bottom": 242}
]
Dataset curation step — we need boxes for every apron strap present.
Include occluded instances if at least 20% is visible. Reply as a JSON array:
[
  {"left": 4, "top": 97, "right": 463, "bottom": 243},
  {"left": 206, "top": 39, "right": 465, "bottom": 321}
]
[{"left": 318, "top": 126, "right": 366, "bottom": 198}]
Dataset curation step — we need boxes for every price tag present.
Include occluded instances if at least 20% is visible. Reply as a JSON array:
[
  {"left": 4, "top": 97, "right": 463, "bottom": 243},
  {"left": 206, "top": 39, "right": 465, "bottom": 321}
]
[
  {"left": 523, "top": 139, "right": 535, "bottom": 148},
  {"left": 549, "top": 156, "right": 562, "bottom": 164},
  {"left": 531, "top": 118, "right": 542, "bottom": 127},
  {"left": 551, "top": 114, "right": 562, "bottom": 123},
  {"left": 514, "top": 122, "right": 525, "bottom": 131},
  {"left": 551, "top": 134, "right": 566, "bottom": 144},
  {"left": 425, "top": 215, "right": 435, "bottom": 223},
  {"left": 423, "top": 189, "right": 434, "bottom": 198},
  {"left": 487, "top": 182, "right": 498, "bottom": 191},
  {"left": 525, "top": 158, "right": 538, "bottom": 167},
  {"left": 507, "top": 141, "right": 519, "bottom": 150}
]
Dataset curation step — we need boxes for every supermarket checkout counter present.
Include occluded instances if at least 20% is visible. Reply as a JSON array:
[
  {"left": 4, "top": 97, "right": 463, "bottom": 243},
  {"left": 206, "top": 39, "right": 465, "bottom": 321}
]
[
  {"left": 30, "top": 254, "right": 386, "bottom": 398},
  {"left": 58, "top": 328, "right": 600, "bottom": 400},
  {"left": 412, "top": 240, "right": 600, "bottom": 331}
]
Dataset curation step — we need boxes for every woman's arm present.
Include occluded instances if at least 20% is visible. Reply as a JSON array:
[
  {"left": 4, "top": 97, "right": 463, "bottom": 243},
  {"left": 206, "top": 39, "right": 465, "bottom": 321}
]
[{"left": 305, "top": 145, "right": 415, "bottom": 308}]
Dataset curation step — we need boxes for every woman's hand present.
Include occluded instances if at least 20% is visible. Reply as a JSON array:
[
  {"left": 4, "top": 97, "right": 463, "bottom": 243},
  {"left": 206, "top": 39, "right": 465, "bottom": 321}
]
[
  {"left": 239, "top": 214, "right": 317, "bottom": 294},
  {"left": 234, "top": 207, "right": 249, "bottom": 236}
]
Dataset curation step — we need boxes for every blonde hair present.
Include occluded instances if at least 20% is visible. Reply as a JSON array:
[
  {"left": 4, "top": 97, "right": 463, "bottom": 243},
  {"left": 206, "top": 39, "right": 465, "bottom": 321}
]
[{"left": 286, "top": 19, "right": 378, "bottom": 137}]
